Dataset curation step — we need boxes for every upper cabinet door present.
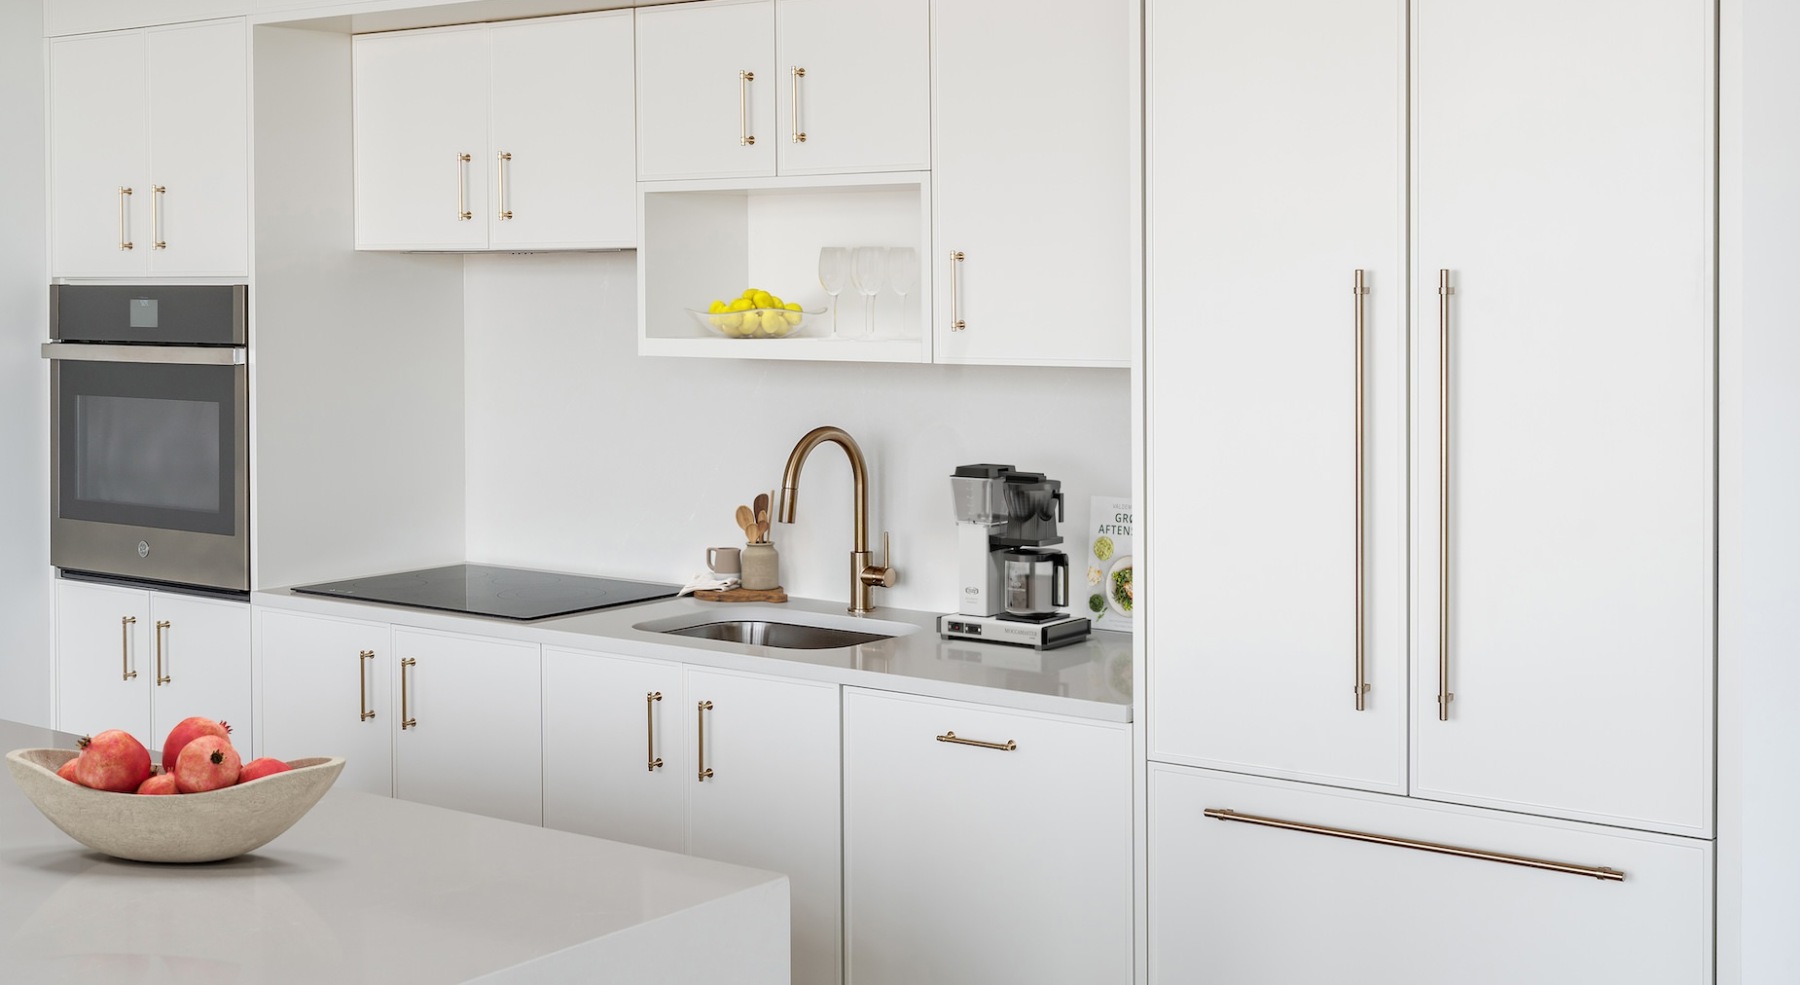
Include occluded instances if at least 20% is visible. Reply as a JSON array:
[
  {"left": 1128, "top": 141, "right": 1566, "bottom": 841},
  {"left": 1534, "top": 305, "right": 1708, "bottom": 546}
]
[
  {"left": 930, "top": 0, "right": 1131, "bottom": 367},
  {"left": 636, "top": 0, "right": 778, "bottom": 181},
  {"left": 49, "top": 32, "right": 150, "bottom": 278},
  {"left": 146, "top": 20, "right": 249, "bottom": 276},
  {"left": 1145, "top": 0, "right": 1408, "bottom": 793},
  {"left": 489, "top": 12, "right": 637, "bottom": 249},
  {"left": 353, "top": 26, "right": 490, "bottom": 250},
  {"left": 774, "top": 0, "right": 929, "bottom": 175},
  {"left": 1411, "top": 0, "right": 1714, "bottom": 837}
]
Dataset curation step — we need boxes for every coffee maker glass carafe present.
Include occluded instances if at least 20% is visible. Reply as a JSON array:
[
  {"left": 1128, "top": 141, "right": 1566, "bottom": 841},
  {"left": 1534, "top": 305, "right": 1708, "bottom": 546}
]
[{"left": 1002, "top": 548, "right": 1070, "bottom": 620}]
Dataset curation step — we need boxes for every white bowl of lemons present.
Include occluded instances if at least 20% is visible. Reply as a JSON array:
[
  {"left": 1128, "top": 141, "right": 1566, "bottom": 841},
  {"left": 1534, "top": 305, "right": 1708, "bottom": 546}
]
[{"left": 690, "top": 289, "right": 823, "bottom": 339}]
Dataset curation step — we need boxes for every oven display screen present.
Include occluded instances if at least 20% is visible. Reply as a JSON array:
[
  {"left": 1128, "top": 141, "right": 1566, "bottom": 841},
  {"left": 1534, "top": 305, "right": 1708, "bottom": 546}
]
[{"left": 74, "top": 395, "right": 221, "bottom": 513}]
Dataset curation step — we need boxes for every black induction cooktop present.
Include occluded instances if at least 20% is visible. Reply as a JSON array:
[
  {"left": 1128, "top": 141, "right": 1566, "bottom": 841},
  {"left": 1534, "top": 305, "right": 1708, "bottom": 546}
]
[{"left": 290, "top": 564, "right": 681, "bottom": 621}]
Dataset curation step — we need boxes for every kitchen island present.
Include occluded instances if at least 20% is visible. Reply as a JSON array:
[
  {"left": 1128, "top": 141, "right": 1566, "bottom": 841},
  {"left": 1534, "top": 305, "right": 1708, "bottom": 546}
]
[{"left": 0, "top": 719, "right": 789, "bottom": 984}]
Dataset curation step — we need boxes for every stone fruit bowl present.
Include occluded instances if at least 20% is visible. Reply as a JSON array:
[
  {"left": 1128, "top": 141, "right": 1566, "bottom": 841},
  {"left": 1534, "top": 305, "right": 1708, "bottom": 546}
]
[
  {"left": 688, "top": 306, "right": 823, "bottom": 339},
  {"left": 5, "top": 748, "right": 345, "bottom": 863}
]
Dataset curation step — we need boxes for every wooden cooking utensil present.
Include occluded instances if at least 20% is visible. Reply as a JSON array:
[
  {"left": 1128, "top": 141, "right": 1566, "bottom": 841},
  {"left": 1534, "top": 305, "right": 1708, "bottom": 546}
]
[
  {"left": 753, "top": 492, "right": 770, "bottom": 524},
  {"left": 735, "top": 505, "right": 755, "bottom": 541}
]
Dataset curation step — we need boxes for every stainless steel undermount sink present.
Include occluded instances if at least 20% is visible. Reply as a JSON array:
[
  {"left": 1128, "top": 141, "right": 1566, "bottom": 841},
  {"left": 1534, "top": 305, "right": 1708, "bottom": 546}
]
[{"left": 659, "top": 620, "right": 892, "bottom": 649}]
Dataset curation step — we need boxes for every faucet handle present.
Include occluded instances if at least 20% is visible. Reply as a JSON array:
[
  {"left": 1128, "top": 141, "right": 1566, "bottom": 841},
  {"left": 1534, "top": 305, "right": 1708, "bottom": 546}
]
[{"left": 862, "top": 531, "right": 899, "bottom": 589}]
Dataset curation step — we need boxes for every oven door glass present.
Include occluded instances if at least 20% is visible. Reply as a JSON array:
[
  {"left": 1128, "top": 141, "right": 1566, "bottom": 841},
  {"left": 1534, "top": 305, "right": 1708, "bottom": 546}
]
[{"left": 56, "top": 360, "right": 241, "bottom": 537}]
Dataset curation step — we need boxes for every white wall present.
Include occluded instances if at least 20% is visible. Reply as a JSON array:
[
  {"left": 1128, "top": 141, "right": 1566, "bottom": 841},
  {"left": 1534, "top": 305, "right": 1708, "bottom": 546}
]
[
  {"left": 1722, "top": 0, "right": 1800, "bottom": 980},
  {"left": 0, "top": 0, "right": 52, "bottom": 727},
  {"left": 463, "top": 252, "right": 1132, "bottom": 613}
]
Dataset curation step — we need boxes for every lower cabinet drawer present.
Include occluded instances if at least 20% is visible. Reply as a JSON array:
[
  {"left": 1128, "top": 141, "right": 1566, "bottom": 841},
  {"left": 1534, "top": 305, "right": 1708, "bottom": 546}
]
[{"left": 1148, "top": 763, "right": 1712, "bottom": 985}]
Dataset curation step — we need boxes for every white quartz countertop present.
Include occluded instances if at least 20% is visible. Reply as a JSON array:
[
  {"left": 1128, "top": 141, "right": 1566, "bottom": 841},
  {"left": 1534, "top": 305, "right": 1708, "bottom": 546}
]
[
  {"left": 0, "top": 719, "right": 789, "bottom": 985},
  {"left": 255, "top": 588, "right": 1134, "bottom": 723}
]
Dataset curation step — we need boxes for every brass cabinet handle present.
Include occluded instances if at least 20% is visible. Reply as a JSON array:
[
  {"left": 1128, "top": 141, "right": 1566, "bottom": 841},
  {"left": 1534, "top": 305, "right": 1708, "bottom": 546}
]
[
  {"left": 696, "top": 700, "right": 714, "bottom": 781},
  {"left": 646, "top": 691, "right": 663, "bottom": 771},
  {"left": 359, "top": 650, "right": 376, "bottom": 722},
  {"left": 154, "top": 620, "right": 172, "bottom": 686},
  {"left": 120, "top": 616, "right": 137, "bottom": 681},
  {"left": 400, "top": 657, "right": 417, "bottom": 729},
  {"left": 1353, "top": 270, "right": 1370, "bottom": 711},
  {"left": 496, "top": 152, "right": 513, "bottom": 220},
  {"left": 455, "top": 153, "right": 472, "bottom": 221},
  {"left": 936, "top": 730, "right": 1016, "bottom": 752},
  {"left": 949, "top": 251, "right": 967, "bottom": 331},
  {"left": 739, "top": 70, "right": 756, "bottom": 146},
  {"left": 1203, "top": 808, "right": 1625, "bottom": 882},
  {"left": 790, "top": 66, "right": 806, "bottom": 142},
  {"left": 1437, "top": 268, "right": 1456, "bottom": 721},
  {"left": 152, "top": 185, "right": 167, "bottom": 250},
  {"left": 117, "top": 186, "right": 133, "bottom": 250}
]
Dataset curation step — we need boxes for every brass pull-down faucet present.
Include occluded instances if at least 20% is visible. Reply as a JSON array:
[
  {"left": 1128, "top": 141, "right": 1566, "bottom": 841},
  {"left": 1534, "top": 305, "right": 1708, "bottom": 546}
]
[{"left": 777, "top": 426, "right": 898, "bottom": 614}]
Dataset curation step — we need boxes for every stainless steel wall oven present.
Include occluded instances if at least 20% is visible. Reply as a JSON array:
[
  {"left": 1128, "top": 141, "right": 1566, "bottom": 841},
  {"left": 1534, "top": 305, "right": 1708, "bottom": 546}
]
[{"left": 43, "top": 285, "right": 249, "bottom": 593}]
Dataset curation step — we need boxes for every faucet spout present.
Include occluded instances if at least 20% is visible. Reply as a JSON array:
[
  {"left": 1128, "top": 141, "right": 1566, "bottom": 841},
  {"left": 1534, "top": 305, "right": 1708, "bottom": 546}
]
[{"left": 777, "top": 425, "right": 896, "bottom": 613}]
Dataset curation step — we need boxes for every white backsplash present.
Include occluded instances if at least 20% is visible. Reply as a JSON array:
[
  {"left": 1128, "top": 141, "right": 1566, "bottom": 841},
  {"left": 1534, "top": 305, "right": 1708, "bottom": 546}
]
[{"left": 463, "top": 252, "right": 1132, "bottom": 614}]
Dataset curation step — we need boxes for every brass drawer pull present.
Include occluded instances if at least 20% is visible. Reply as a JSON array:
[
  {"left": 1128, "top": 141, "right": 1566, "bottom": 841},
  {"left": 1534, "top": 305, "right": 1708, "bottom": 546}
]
[
  {"left": 152, "top": 185, "right": 167, "bottom": 250},
  {"left": 456, "top": 153, "right": 472, "bottom": 221},
  {"left": 790, "top": 66, "right": 806, "bottom": 142},
  {"left": 1437, "top": 268, "right": 1456, "bottom": 721},
  {"left": 120, "top": 616, "right": 137, "bottom": 681},
  {"left": 1203, "top": 808, "right": 1625, "bottom": 882},
  {"left": 1353, "top": 269, "right": 1370, "bottom": 711},
  {"left": 154, "top": 620, "right": 172, "bottom": 686},
  {"left": 937, "top": 730, "right": 1015, "bottom": 752},
  {"left": 738, "top": 70, "right": 757, "bottom": 146},
  {"left": 496, "top": 152, "right": 513, "bottom": 220},
  {"left": 117, "top": 186, "right": 133, "bottom": 250},
  {"left": 696, "top": 700, "right": 714, "bottom": 781},
  {"left": 949, "top": 251, "right": 967, "bottom": 331},
  {"left": 646, "top": 691, "right": 663, "bottom": 772},
  {"left": 400, "top": 657, "right": 417, "bottom": 730},
  {"left": 359, "top": 650, "right": 376, "bottom": 722}
]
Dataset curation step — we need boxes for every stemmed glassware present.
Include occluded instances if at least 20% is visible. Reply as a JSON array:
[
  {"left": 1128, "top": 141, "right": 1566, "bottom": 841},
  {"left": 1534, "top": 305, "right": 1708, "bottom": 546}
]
[
  {"left": 851, "top": 247, "right": 886, "bottom": 339},
  {"left": 817, "top": 247, "right": 850, "bottom": 339},
  {"left": 885, "top": 247, "right": 918, "bottom": 335}
]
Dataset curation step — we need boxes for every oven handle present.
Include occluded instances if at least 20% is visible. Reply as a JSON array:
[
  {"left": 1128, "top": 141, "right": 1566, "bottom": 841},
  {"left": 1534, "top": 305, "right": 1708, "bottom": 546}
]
[{"left": 41, "top": 343, "right": 245, "bottom": 366}]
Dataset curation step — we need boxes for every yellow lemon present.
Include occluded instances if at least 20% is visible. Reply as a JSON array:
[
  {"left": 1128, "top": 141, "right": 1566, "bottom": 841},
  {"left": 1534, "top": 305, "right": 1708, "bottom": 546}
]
[
  {"left": 752, "top": 292, "right": 775, "bottom": 309},
  {"left": 782, "top": 309, "right": 802, "bottom": 326},
  {"left": 728, "top": 297, "right": 754, "bottom": 312},
  {"left": 707, "top": 299, "right": 727, "bottom": 314},
  {"left": 741, "top": 287, "right": 762, "bottom": 299},
  {"left": 766, "top": 294, "right": 784, "bottom": 308}
]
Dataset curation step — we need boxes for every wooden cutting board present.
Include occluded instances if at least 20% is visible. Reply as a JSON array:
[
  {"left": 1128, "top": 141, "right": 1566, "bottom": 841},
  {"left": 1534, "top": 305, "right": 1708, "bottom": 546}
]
[{"left": 691, "top": 587, "right": 788, "bottom": 603}]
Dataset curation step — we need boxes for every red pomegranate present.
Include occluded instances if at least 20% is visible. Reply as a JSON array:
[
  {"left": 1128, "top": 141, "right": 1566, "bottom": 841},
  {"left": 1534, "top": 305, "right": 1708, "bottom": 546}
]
[
  {"left": 135, "top": 773, "right": 179, "bottom": 795},
  {"left": 174, "top": 735, "right": 241, "bottom": 793},
  {"left": 72, "top": 730, "right": 153, "bottom": 793},
  {"left": 237, "top": 758, "right": 292, "bottom": 784},
  {"left": 55, "top": 757, "right": 80, "bottom": 784},
  {"left": 161, "top": 717, "right": 232, "bottom": 775}
]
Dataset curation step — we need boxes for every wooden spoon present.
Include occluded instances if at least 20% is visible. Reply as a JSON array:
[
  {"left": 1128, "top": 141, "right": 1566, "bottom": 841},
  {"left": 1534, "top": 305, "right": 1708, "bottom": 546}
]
[
  {"left": 753, "top": 492, "right": 770, "bottom": 525},
  {"left": 735, "top": 505, "right": 755, "bottom": 540}
]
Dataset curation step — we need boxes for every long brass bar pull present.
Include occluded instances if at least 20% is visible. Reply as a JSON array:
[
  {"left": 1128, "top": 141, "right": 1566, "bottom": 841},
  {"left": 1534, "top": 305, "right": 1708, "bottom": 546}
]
[
  {"left": 1437, "top": 268, "right": 1455, "bottom": 721},
  {"left": 154, "top": 620, "right": 172, "bottom": 686},
  {"left": 152, "top": 185, "right": 167, "bottom": 250},
  {"left": 358, "top": 650, "right": 376, "bottom": 722},
  {"left": 696, "top": 700, "right": 714, "bottom": 781},
  {"left": 949, "top": 251, "right": 967, "bottom": 331},
  {"left": 790, "top": 67, "right": 807, "bottom": 142},
  {"left": 496, "top": 152, "right": 513, "bottom": 220},
  {"left": 1203, "top": 808, "right": 1625, "bottom": 881},
  {"left": 646, "top": 691, "right": 663, "bottom": 772},
  {"left": 117, "top": 187, "right": 133, "bottom": 250},
  {"left": 1354, "top": 269, "right": 1370, "bottom": 711},
  {"left": 120, "top": 616, "right": 137, "bottom": 681},
  {"left": 936, "top": 730, "right": 1016, "bottom": 752},
  {"left": 739, "top": 70, "right": 757, "bottom": 146},
  {"left": 400, "top": 657, "right": 417, "bottom": 730},
  {"left": 455, "top": 153, "right": 472, "bottom": 221}
]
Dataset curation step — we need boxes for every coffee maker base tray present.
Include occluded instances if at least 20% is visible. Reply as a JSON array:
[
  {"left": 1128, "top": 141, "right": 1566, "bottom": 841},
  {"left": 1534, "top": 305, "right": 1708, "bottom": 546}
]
[{"left": 937, "top": 613, "right": 1092, "bottom": 650}]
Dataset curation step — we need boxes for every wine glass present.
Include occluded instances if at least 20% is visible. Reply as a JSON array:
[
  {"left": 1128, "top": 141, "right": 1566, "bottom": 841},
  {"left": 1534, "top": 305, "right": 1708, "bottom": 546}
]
[
  {"left": 851, "top": 247, "right": 886, "bottom": 339},
  {"left": 818, "top": 247, "right": 850, "bottom": 339},
  {"left": 885, "top": 247, "right": 918, "bottom": 336}
]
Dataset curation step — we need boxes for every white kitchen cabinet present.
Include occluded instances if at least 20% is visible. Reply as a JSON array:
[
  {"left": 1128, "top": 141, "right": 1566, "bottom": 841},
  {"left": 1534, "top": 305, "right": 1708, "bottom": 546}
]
[
  {"left": 1145, "top": 0, "right": 1408, "bottom": 794},
  {"left": 636, "top": 0, "right": 928, "bottom": 182},
  {"left": 44, "top": 1, "right": 247, "bottom": 38},
  {"left": 843, "top": 688, "right": 1131, "bottom": 985},
  {"left": 392, "top": 627, "right": 542, "bottom": 826},
  {"left": 929, "top": 0, "right": 1131, "bottom": 367},
  {"left": 353, "top": 13, "right": 635, "bottom": 252},
  {"left": 48, "top": 19, "right": 249, "bottom": 278},
  {"left": 541, "top": 646, "right": 687, "bottom": 853},
  {"left": 256, "top": 608, "right": 393, "bottom": 797},
  {"left": 1148, "top": 763, "right": 1713, "bottom": 985},
  {"left": 1146, "top": 0, "right": 1713, "bottom": 837},
  {"left": 56, "top": 579, "right": 250, "bottom": 753},
  {"left": 686, "top": 667, "right": 840, "bottom": 985},
  {"left": 1408, "top": 0, "right": 1714, "bottom": 838}
]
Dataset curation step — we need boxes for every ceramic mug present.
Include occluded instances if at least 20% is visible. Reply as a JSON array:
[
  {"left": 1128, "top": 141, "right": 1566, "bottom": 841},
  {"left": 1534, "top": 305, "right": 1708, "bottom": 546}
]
[{"left": 707, "top": 546, "right": 742, "bottom": 578}]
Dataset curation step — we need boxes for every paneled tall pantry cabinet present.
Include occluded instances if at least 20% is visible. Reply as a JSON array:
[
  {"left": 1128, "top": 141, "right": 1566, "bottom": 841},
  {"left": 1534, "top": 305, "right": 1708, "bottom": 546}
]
[{"left": 1144, "top": 0, "right": 1716, "bottom": 981}]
